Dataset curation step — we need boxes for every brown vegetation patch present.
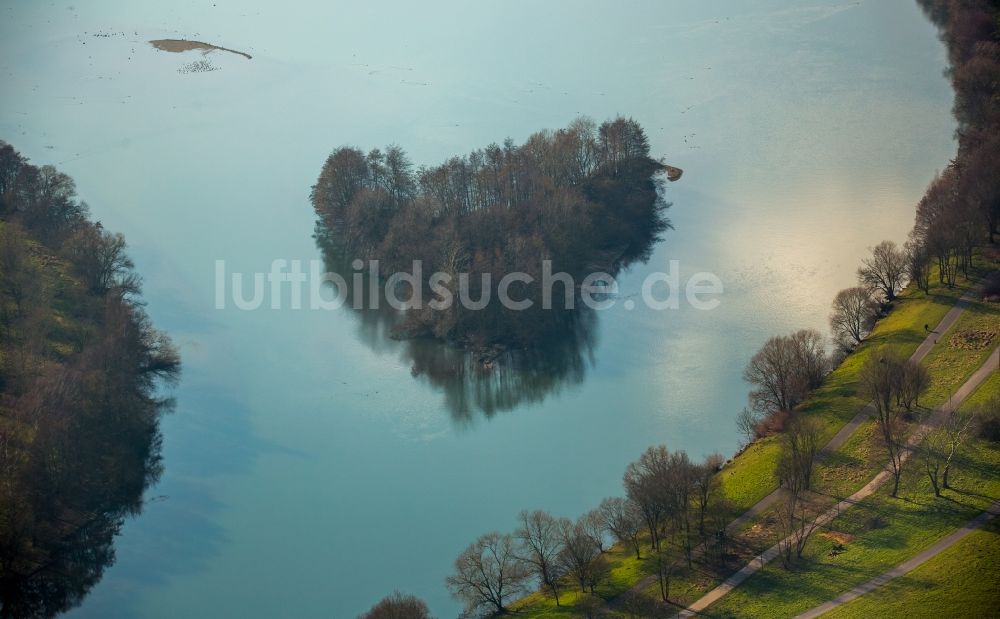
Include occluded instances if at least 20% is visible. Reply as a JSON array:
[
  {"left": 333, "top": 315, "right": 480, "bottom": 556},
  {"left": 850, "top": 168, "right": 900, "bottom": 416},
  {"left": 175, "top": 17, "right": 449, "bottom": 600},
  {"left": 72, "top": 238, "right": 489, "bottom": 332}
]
[
  {"left": 753, "top": 409, "right": 790, "bottom": 437},
  {"left": 820, "top": 462, "right": 870, "bottom": 487},
  {"left": 948, "top": 328, "right": 997, "bottom": 350},
  {"left": 663, "top": 164, "right": 683, "bottom": 181},
  {"left": 819, "top": 530, "right": 855, "bottom": 545},
  {"left": 740, "top": 512, "right": 780, "bottom": 548}
]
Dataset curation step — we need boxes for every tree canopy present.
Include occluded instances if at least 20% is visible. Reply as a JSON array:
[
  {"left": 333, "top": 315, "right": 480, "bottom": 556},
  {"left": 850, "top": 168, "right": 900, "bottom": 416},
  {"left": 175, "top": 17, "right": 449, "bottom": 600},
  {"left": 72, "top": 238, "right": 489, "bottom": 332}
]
[
  {"left": 0, "top": 141, "right": 179, "bottom": 617},
  {"left": 311, "top": 116, "right": 671, "bottom": 354}
]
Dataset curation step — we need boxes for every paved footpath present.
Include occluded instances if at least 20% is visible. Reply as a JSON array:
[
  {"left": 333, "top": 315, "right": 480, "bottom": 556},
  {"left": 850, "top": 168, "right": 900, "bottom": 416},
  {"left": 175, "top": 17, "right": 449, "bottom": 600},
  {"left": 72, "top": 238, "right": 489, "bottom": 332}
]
[
  {"left": 795, "top": 498, "right": 1000, "bottom": 618},
  {"left": 676, "top": 345, "right": 999, "bottom": 617}
]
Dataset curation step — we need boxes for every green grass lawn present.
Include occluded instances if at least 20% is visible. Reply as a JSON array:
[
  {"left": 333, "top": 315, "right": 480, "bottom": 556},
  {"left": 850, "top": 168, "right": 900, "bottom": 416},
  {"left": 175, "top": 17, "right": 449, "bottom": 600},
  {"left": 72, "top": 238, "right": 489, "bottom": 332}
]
[
  {"left": 511, "top": 543, "right": 655, "bottom": 616},
  {"left": 813, "top": 420, "right": 882, "bottom": 500},
  {"left": 962, "top": 366, "right": 1000, "bottom": 411},
  {"left": 705, "top": 436, "right": 1000, "bottom": 618},
  {"left": 806, "top": 295, "right": 998, "bottom": 505},
  {"left": 821, "top": 504, "right": 1000, "bottom": 618},
  {"left": 718, "top": 439, "right": 783, "bottom": 515},
  {"left": 919, "top": 296, "right": 999, "bottom": 408},
  {"left": 819, "top": 373, "right": 1000, "bottom": 619},
  {"left": 703, "top": 336, "right": 999, "bottom": 617}
]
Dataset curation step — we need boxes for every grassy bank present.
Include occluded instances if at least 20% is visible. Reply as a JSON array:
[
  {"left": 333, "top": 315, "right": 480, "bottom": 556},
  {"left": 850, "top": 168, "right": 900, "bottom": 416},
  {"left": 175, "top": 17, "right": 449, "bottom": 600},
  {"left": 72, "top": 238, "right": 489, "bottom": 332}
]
[
  {"left": 823, "top": 517, "right": 1000, "bottom": 619},
  {"left": 717, "top": 271, "right": 973, "bottom": 517},
  {"left": 511, "top": 259, "right": 991, "bottom": 616},
  {"left": 707, "top": 433, "right": 1000, "bottom": 617}
]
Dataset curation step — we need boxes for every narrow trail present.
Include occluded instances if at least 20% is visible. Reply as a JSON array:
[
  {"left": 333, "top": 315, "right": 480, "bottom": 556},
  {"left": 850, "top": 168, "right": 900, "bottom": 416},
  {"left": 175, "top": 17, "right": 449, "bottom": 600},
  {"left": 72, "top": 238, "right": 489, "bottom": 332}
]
[
  {"left": 613, "top": 279, "right": 989, "bottom": 606},
  {"left": 676, "top": 345, "right": 999, "bottom": 617},
  {"left": 794, "top": 499, "right": 1000, "bottom": 618}
]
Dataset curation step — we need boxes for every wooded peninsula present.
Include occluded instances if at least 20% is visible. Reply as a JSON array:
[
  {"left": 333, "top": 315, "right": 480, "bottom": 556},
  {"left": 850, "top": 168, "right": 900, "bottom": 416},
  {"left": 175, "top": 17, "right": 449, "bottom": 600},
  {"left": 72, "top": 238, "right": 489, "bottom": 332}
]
[{"left": 0, "top": 142, "right": 179, "bottom": 617}]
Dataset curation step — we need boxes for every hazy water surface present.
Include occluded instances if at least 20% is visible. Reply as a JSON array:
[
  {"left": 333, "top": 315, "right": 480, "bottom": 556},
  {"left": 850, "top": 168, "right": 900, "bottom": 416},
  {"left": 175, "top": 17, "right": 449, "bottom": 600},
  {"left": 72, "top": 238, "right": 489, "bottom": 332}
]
[{"left": 0, "top": 1, "right": 955, "bottom": 616}]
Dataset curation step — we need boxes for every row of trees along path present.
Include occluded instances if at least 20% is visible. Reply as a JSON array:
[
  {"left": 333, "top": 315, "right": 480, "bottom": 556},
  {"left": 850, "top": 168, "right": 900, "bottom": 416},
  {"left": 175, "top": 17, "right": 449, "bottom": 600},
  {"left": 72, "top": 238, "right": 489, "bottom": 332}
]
[
  {"left": 726, "top": 279, "right": 987, "bottom": 532},
  {"left": 613, "top": 277, "right": 989, "bottom": 606},
  {"left": 676, "top": 344, "right": 999, "bottom": 617}
]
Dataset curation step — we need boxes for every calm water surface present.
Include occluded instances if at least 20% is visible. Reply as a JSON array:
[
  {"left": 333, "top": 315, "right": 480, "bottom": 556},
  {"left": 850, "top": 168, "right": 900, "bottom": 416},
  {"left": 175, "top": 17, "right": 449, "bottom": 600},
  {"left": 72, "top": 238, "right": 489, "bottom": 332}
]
[{"left": 0, "top": 0, "right": 954, "bottom": 616}]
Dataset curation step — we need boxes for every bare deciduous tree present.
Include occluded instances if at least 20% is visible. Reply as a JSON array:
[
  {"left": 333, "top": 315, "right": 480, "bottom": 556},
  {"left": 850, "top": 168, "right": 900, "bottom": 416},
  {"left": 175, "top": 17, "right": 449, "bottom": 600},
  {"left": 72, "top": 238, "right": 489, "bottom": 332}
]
[
  {"left": 654, "top": 551, "right": 679, "bottom": 603},
  {"left": 860, "top": 350, "right": 910, "bottom": 496},
  {"left": 736, "top": 407, "right": 760, "bottom": 446},
  {"left": 65, "top": 225, "right": 137, "bottom": 295},
  {"left": 899, "top": 360, "right": 930, "bottom": 411},
  {"left": 623, "top": 445, "right": 672, "bottom": 551},
  {"left": 772, "top": 413, "right": 824, "bottom": 566},
  {"left": 922, "top": 406, "right": 976, "bottom": 495},
  {"left": 858, "top": 240, "right": 908, "bottom": 302},
  {"left": 774, "top": 480, "right": 822, "bottom": 567},
  {"left": 667, "top": 450, "right": 697, "bottom": 566},
  {"left": 829, "top": 286, "right": 878, "bottom": 350},
  {"left": 598, "top": 497, "right": 644, "bottom": 559},
  {"left": 580, "top": 508, "right": 607, "bottom": 553},
  {"left": 775, "top": 414, "right": 820, "bottom": 492},
  {"left": 557, "top": 517, "right": 606, "bottom": 593},
  {"left": 515, "top": 510, "right": 565, "bottom": 606},
  {"left": 446, "top": 532, "right": 530, "bottom": 616},
  {"left": 905, "top": 237, "right": 932, "bottom": 294},
  {"left": 693, "top": 453, "right": 724, "bottom": 536},
  {"left": 743, "top": 329, "right": 828, "bottom": 414},
  {"left": 358, "top": 592, "right": 433, "bottom": 619}
]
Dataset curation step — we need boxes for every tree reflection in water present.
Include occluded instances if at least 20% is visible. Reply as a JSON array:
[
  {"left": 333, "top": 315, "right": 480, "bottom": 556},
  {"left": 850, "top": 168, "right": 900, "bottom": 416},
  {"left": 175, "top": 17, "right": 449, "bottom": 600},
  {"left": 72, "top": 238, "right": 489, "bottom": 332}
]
[{"left": 314, "top": 236, "right": 664, "bottom": 422}]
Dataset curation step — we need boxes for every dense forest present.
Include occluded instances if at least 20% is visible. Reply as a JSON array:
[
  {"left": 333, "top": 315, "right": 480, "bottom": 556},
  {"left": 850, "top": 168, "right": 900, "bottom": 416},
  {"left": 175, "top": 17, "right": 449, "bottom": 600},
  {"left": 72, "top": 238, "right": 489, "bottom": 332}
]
[
  {"left": 0, "top": 142, "right": 179, "bottom": 618},
  {"left": 909, "top": 0, "right": 1000, "bottom": 282},
  {"left": 311, "top": 116, "right": 671, "bottom": 358}
]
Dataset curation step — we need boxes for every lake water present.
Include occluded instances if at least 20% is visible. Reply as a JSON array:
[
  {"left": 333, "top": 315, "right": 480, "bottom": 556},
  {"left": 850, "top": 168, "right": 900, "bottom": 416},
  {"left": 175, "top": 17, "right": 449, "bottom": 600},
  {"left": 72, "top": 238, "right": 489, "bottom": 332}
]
[{"left": 1, "top": 0, "right": 955, "bottom": 616}]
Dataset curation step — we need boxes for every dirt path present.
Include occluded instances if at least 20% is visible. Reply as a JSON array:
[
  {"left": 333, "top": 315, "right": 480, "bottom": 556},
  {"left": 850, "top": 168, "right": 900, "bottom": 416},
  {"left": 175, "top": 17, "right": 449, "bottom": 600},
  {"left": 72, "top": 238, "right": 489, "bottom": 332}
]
[
  {"left": 676, "top": 345, "right": 999, "bottom": 617},
  {"left": 614, "top": 281, "right": 989, "bottom": 606},
  {"left": 794, "top": 499, "right": 1000, "bottom": 618}
]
